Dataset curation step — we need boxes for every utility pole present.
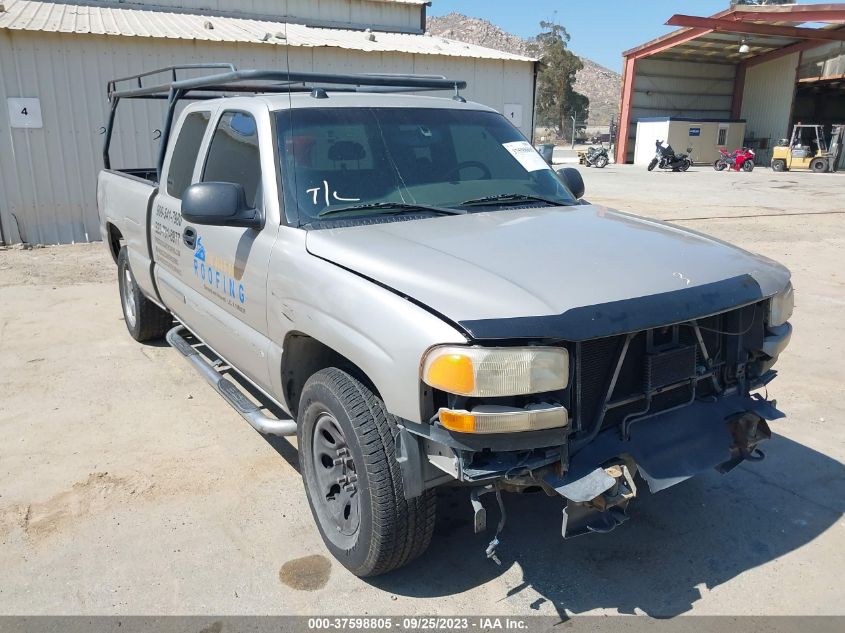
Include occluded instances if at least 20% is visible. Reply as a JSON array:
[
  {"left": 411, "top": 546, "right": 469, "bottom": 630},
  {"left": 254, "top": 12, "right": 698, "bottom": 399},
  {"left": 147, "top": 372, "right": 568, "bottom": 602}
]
[
  {"left": 571, "top": 113, "right": 577, "bottom": 149},
  {"left": 609, "top": 115, "right": 616, "bottom": 155}
]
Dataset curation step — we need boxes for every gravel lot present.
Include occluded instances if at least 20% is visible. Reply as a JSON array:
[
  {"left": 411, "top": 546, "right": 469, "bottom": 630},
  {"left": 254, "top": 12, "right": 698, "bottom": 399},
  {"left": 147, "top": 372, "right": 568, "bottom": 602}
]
[{"left": 0, "top": 165, "right": 843, "bottom": 617}]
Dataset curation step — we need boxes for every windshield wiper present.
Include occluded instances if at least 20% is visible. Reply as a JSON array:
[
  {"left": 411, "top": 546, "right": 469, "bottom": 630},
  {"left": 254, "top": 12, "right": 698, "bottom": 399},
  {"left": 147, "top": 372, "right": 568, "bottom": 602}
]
[
  {"left": 459, "top": 193, "right": 573, "bottom": 208},
  {"left": 318, "top": 201, "right": 465, "bottom": 219}
]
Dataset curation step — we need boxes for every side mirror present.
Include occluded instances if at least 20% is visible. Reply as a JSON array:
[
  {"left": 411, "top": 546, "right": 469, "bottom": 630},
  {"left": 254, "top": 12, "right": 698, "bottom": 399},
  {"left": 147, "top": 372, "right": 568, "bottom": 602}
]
[
  {"left": 556, "top": 167, "right": 585, "bottom": 200},
  {"left": 181, "top": 182, "right": 261, "bottom": 229}
]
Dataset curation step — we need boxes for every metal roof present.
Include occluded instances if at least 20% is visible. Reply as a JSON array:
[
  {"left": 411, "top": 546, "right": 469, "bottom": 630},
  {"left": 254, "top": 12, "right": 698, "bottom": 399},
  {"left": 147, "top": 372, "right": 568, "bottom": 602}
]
[
  {"left": 623, "top": 3, "right": 845, "bottom": 64},
  {"left": 0, "top": 0, "right": 535, "bottom": 62}
]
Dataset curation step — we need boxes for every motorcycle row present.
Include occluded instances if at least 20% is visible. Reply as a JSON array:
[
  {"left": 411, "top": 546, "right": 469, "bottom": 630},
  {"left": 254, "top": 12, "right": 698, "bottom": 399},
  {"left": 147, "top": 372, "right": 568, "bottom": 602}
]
[
  {"left": 578, "top": 140, "right": 757, "bottom": 173},
  {"left": 647, "top": 140, "right": 756, "bottom": 173}
]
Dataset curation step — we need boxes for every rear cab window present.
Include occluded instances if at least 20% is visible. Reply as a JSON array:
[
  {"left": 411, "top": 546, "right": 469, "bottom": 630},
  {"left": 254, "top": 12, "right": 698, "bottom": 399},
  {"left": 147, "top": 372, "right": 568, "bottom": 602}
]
[{"left": 166, "top": 111, "right": 210, "bottom": 199}]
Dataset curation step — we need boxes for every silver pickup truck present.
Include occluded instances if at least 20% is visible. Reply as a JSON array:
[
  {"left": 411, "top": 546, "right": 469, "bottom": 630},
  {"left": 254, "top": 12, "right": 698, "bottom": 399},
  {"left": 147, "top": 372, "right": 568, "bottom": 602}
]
[{"left": 98, "top": 66, "right": 793, "bottom": 576}]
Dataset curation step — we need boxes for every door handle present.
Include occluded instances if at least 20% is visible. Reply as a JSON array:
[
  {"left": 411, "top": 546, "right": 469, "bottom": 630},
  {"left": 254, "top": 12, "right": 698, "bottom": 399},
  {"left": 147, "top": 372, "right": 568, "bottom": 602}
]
[{"left": 183, "top": 226, "right": 196, "bottom": 249}]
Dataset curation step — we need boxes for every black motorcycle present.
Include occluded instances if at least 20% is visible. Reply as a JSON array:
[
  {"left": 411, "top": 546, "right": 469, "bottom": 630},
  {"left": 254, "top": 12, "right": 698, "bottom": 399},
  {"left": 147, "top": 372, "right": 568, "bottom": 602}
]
[
  {"left": 583, "top": 146, "right": 609, "bottom": 168},
  {"left": 647, "top": 140, "right": 692, "bottom": 172}
]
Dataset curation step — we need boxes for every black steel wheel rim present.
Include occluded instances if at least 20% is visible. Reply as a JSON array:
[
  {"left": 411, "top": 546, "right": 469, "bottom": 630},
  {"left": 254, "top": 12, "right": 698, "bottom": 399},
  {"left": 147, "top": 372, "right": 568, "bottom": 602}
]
[{"left": 310, "top": 412, "right": 360, "bottom": 538}]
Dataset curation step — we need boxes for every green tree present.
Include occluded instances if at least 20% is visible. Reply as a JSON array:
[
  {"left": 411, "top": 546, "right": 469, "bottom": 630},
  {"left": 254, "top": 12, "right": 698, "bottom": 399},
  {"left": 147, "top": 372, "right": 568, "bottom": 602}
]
[{"left": 529, "top": 21, "right": 589, "bottom": 136}]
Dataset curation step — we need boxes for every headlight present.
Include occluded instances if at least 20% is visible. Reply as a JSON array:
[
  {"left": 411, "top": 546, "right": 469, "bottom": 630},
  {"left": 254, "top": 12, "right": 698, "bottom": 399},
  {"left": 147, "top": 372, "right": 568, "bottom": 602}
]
[
  {"left": 767, "top": 281, "right": 794, "bottom": 327},
  {"left": 421, "top": 346, "right": 569, "bottom": 397}
]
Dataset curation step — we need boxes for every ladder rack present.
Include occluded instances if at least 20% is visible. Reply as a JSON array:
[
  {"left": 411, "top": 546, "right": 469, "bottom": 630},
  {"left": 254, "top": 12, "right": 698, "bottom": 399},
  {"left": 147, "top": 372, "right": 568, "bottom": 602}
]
[{"left": 103, "top": 64, "right": 468, "bottom": 180}]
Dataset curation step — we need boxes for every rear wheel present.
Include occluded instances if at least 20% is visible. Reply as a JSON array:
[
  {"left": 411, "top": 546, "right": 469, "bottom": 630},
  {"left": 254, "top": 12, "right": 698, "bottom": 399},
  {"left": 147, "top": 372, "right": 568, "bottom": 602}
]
[
  {"left": 595, "top": 155, "right": 608, "bottom": 168},
  {"left": 647, "top": 159, "right": 657, "bottom": 172},
  {"left": 810, "top": 157, "right": 828, "bottom": 173},
  {"left": 771, "top": 159, "right": 787, "bottom": 172},
  {"left": 714, "top": 160, "right": 727, "bottom": 171},
  {"left": 298, "top": 368, "right": 436, "bottom": 577},
  {"left": 742, "top": 159, "right": 755, "bottom": 172},
  {"left": 680, "top": 159, "right": 692, "bottom": 172},
  {"left": 117, "top": 247, "right": 172, "bottom": 342}
]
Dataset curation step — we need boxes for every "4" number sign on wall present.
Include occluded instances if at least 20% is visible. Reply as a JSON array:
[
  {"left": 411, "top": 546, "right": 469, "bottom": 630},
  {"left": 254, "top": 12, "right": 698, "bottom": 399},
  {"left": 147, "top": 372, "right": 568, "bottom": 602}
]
[{"left": 7, "top": 98, "right": 43, "bottom": 129}]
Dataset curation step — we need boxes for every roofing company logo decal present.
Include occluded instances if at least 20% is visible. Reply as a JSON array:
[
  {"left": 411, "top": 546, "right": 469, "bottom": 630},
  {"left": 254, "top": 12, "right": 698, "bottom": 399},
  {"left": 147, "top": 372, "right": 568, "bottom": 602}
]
[
  {"left": 192, "top": 235, "right": 246, "bottom": 312},
  {"left": 194, "top": 235, "right": 206, "bottom": 263}
]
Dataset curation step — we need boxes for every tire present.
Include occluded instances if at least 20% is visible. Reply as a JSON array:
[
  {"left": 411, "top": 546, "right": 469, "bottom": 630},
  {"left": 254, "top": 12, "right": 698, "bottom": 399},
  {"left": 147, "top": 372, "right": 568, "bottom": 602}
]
[
  {"left": 297, "top": 368, "right": 436, "bottom": 577},
  {"left": 714, "top": 160, "right": 727, "bottom": 172},
  {"left": 647, "top": 159, "right": 657, "bottom": 172},
  {"left": 810, "top": 158, "right": 827, "bottom": 173},
  {"left": 595, "top": 155, "right": 608, "bottom": 168},
  {"left": 742, "top": 160, "right": 755, "bottom": 172},
  {"left": 117, "top": 247, "right": 172, "bottom": 342},
  {"left": 680, "top": 159, "right": 692, "bottom": 172},
  {"left": 771, "top": 159, "right": 787, "bottom": 172}
]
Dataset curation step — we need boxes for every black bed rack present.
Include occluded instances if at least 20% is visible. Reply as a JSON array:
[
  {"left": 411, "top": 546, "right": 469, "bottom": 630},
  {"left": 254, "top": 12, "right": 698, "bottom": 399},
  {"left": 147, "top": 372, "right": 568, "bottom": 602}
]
[{"left": 103, "top": 63, "right": 468, "bottom": 180}]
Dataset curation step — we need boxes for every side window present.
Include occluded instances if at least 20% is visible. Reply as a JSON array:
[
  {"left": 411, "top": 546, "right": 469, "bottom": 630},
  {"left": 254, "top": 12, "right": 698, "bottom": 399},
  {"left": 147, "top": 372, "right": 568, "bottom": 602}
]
[
  {"left": 203, "top": 111, "right": 261, "bottom": 208},
  {"left": 166, "top": 111, "right": 210, "bottom": 199}
]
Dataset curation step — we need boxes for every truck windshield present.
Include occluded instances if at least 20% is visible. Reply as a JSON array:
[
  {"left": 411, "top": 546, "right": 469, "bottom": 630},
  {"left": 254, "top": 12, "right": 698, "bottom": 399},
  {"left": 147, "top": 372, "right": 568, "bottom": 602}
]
[{"left": 275, "top": 107, "right": 575, "bottom": 226}]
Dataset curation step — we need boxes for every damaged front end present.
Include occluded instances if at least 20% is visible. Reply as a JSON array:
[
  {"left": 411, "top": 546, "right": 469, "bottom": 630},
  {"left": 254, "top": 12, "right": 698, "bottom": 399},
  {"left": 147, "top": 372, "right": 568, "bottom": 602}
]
[{"left": 397, "top": 290, "right": 792, "bottom": 556}]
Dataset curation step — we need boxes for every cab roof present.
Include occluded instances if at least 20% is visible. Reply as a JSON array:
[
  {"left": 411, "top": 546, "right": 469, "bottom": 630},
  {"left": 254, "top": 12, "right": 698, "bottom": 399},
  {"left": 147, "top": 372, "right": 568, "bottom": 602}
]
[{"left": 255, "top": 91, "right": 497, "bottom": 112}]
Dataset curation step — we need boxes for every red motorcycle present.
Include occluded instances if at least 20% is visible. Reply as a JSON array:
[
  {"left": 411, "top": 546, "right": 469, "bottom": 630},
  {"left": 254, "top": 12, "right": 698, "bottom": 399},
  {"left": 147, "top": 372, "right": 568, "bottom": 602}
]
[{"left": 714, "top": 147, "right": 755, "bottom": 172}]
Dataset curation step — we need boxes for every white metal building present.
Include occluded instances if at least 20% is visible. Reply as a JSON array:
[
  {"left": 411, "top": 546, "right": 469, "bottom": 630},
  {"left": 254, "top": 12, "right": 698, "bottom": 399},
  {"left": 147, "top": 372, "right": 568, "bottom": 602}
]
[{"left": 0, "top": 0, "right": 536, "bottom": 245}]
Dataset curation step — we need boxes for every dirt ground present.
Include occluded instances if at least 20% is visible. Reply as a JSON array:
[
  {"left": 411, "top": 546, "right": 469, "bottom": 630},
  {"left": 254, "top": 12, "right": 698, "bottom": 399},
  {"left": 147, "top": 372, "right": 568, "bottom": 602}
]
[{"left": 0, "top": 166, "right": 843, "bottom": 617}]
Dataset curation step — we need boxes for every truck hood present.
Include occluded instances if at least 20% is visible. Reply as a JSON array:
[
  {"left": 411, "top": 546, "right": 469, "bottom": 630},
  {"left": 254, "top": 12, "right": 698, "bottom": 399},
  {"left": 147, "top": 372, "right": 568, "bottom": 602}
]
[{"left": 305, "top": 205, "right": 790, "bottom": 341}]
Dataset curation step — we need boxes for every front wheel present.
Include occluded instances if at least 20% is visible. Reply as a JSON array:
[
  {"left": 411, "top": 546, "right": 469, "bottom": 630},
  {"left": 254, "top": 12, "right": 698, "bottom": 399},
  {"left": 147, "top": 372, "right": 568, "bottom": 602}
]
[
  {"left": 595, "top": 155, "right": 608, "bottom": 168},
  {"left": 117, "top": 247, "right": 172, "bottom": 342},
  {"left": 714, "top": 160, "right": 727, "bottom": 171},
  {"left": 810, "top": 157, "right": 828, "bottom": 173},
  {"left": 742, "top": 160, "right": 755, "bottom": 172},
  {"left": 647, "top": 159, "right": 657, "bottom": 171},
  {"left": 771, "top": 159, "right": 787, "bottom": 172},
  {"left": 298, "top": 368, "right": 436, "bottom": 577}
]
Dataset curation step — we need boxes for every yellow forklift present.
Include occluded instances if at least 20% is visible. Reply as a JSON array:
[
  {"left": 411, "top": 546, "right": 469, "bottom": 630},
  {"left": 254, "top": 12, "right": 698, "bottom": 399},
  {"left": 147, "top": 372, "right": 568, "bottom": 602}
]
[{"left": 771, "top": 123, "right": 844, "bottom": 173}]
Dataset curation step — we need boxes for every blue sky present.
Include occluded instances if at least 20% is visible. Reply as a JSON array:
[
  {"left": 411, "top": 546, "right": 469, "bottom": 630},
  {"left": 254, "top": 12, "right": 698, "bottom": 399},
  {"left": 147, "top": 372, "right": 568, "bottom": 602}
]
[{"left": 429, "top": 1, "right": 763, "bottom": 71}]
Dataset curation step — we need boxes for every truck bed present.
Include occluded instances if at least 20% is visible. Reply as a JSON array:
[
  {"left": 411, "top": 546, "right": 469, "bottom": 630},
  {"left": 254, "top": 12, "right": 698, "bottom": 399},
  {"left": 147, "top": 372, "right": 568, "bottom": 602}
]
[
  {"left": 111, "top": 167, "right": 158, "bottom": 184},
  {"left": 97, "top": 168, "right": 159, "bottom": 301}
]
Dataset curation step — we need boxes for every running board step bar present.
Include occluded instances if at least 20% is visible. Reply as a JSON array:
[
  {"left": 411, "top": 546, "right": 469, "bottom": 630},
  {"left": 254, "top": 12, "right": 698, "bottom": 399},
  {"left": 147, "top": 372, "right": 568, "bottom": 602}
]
[{"left": 166, "top": 325, "right": 297, "bottom": 437}]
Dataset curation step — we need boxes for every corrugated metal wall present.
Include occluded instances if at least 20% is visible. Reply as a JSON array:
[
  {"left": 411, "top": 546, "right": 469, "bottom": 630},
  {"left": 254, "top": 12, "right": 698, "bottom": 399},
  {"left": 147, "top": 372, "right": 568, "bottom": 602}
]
[
  {"left": 740, "top": 52, "right": 799, "bottom": 165},
  {"left": 0, "top": 31, "right": 534, "bottom": 245},
  {"left": 625, "top": 58, "right": 736, "bottom": 163}
]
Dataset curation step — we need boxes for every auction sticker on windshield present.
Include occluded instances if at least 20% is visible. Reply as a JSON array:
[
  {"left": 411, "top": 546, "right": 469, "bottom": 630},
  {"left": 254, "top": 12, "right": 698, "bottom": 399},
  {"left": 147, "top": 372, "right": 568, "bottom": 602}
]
[{"left": 503, "top": 141, "right": 551, "bottom": 172}]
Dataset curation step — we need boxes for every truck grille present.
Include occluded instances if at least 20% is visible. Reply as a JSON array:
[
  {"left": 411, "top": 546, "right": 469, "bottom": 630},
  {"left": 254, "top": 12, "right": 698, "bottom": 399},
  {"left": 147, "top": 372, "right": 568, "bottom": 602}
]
[{"left": 574, "top": 302, "right": 764, "bottom": 433}]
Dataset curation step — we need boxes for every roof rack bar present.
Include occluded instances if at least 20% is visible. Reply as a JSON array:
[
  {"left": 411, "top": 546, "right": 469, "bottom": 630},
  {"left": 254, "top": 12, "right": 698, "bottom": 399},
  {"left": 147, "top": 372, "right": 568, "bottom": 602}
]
[
  {"left": 175, "top": 69, "right": 466, "bottom": 91},
  {"left": 107, "top": 63, "right": 239, "bottom": 101},
  {"left": 111, "top": 69, "right": 466, "bottom": 101},
  {"left": 156, "top": 87, "right": 182, "bottom": 182},
  {"left": 190, "top": 83, "right": 458, "bottom": 95},
  {"left": 358, "top": 72, "right": 448, "bottom": 79},
  {"left": 111, "top": 82, "right": 459, "bottom": 102},
  {"left": 109, "top": 63, "right": 238, "bottom": 86}
]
